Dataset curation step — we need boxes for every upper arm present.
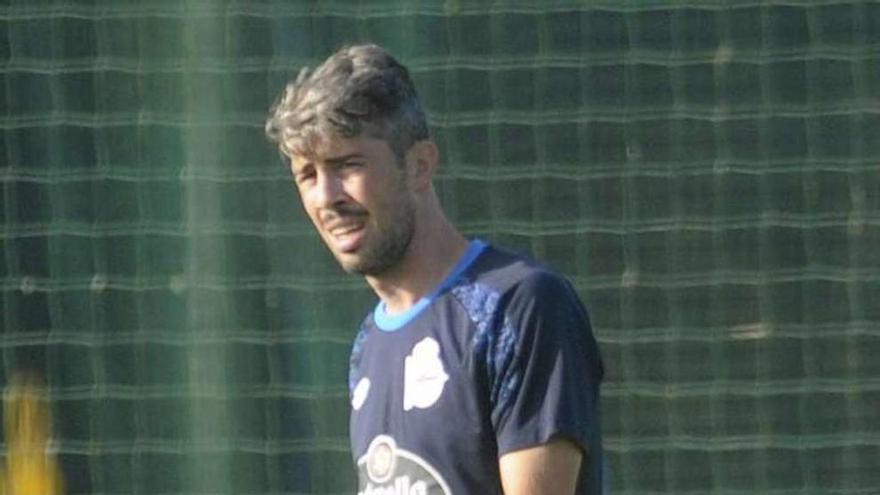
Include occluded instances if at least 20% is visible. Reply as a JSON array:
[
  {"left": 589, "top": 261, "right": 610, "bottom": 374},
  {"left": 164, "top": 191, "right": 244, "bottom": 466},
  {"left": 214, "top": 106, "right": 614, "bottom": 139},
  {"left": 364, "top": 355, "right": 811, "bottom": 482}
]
[
  {"left": 498, "top": 437, "right": 583, "bottom": 495},
  {"left": 488, "top": 273, "right": 602, "bottom": 453},
  {"left": 484, "top": 272, "right": 603, "bottom": 493}
]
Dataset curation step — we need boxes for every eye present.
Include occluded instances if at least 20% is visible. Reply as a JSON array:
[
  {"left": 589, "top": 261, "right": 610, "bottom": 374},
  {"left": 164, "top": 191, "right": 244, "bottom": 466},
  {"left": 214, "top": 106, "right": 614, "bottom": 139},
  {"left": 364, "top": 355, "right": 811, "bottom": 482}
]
[{"left": 294, "top": 168, "right": 316, "bottom": 186}]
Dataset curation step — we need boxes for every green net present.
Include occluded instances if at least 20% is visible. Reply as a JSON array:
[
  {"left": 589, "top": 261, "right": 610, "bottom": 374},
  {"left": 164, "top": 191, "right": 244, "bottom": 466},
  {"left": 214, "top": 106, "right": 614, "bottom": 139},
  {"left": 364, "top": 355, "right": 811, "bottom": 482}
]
[{"left": 2, "top": 1, "right": 879, "bottom": 493}]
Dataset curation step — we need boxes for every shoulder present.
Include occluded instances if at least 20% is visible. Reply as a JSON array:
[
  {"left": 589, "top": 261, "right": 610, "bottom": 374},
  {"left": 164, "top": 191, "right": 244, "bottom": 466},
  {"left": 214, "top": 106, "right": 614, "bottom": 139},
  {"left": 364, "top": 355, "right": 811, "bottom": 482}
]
[
  {"left": 348, "top": 314, "right": 374, "bottom": 391},
  {"left": 444, "top": 244, "right": 544, "bottom": 324},
  {"left": 453, "top": 244, "right": 582, "bottom": 315},
  {"left": 446, "top": 243, "right": 590, "bottom": 352}
]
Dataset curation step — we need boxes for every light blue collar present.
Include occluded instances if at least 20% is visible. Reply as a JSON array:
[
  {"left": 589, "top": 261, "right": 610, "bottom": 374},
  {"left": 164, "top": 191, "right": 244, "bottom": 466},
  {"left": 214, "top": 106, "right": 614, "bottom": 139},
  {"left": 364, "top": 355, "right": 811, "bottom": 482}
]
[{"left": 373, "top": 239, "right": 488, "bottom": 332}]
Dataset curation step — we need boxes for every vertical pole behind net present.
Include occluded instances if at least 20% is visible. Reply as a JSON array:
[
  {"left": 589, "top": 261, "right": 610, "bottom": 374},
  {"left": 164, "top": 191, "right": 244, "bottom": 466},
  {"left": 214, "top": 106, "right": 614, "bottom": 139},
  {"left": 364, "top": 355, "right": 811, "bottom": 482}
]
[{"left": 182, "top": 3, "right": 233, "bottom": 493}]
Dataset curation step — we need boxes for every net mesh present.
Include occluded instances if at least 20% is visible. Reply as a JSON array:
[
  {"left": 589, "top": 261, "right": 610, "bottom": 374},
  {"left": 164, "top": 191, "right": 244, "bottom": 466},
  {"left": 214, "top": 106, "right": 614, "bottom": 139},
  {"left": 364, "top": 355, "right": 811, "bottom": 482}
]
[{"left": 2, "top": 1, "right": 879, "bottom": 493}]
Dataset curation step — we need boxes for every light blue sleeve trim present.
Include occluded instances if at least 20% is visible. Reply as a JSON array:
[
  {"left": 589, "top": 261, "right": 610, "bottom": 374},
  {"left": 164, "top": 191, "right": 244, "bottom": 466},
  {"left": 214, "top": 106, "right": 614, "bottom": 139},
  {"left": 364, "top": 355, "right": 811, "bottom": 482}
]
[{"left": 373, "top": 239, "right": 489, "bottom": 332}]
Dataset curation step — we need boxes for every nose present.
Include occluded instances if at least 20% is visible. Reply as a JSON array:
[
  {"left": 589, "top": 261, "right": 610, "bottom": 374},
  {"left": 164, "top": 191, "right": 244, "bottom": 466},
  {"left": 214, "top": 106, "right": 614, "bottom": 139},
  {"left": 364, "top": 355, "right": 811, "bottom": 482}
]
[{"left": 312, "top": 170, "right": 345, "bottom": 209}]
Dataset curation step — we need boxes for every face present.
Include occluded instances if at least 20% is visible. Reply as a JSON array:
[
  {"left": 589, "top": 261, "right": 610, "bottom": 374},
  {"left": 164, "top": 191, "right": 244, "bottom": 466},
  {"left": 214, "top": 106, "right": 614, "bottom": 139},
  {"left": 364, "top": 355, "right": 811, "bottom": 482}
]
[{"left": 289, "top": 135, "right": 416, "bottom": 276}]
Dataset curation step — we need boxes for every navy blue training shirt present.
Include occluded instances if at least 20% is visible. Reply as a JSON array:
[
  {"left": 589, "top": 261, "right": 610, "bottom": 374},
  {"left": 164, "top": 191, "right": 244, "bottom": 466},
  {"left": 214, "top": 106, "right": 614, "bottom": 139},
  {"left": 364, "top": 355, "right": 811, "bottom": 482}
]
[{"left": 349, "top": 240, "right": 604, "bottom": 494}]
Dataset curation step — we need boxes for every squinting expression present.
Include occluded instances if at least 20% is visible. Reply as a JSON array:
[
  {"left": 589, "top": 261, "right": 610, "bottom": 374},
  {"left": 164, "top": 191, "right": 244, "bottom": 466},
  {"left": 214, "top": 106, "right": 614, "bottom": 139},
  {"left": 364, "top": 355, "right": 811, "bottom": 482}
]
[{"left": 290, "top": 136, "right": 415, "bottom": 276}]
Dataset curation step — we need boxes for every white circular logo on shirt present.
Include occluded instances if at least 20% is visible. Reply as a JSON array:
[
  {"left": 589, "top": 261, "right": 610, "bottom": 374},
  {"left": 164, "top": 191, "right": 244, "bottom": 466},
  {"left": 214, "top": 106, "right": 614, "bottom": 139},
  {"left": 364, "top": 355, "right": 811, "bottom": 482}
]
[
  {"left": 357, "top": 435, "right": 452, "bottom": 495},
  {"left": 403, "top": 338, "right": 449, "bottom": 411}
]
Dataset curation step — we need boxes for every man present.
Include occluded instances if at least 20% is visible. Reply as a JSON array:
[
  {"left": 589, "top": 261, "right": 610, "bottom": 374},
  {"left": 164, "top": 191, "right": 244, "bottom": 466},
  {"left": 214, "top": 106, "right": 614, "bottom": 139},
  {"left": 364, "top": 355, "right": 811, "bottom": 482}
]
[{"left": 266, "top": 44, "right": 604, "bottom": 495}]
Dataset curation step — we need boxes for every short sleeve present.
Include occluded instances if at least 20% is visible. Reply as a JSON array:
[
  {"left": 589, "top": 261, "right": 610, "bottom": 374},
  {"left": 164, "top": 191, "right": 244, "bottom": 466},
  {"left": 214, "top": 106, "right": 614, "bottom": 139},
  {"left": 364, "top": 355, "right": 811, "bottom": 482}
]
[{"left": 487, "top": 272, "right": 603, "bottom": 456}]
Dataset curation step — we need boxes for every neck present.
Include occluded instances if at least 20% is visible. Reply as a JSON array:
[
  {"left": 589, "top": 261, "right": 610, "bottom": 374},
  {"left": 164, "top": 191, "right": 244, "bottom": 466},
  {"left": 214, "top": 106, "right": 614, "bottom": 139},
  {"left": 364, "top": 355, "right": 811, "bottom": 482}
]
[{"left": 365, "top": 208, "right": 468, "bottom": 315}]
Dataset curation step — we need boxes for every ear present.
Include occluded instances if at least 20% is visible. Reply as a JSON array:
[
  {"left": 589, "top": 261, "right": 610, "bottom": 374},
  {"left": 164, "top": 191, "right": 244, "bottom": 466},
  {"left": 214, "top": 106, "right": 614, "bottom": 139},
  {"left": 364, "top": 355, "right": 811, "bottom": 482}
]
[{"left": 405, "top": 140, "right": 439, "bottom": 192}]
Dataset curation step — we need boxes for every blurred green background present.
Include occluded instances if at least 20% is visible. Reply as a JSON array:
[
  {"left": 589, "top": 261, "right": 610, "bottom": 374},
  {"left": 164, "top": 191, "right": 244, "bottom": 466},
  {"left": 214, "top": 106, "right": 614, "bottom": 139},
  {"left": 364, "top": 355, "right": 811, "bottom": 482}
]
[{"left": 1, "top": 1, "right": 879, "bottom": 493}]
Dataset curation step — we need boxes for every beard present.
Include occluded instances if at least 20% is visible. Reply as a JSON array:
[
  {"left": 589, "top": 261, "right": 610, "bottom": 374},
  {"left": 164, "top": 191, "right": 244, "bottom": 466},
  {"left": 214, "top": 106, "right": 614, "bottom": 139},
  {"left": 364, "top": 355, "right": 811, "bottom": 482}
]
[
  {"left": 343, "top": 201, "right": 414, "bottom": 276},
  {"left": 324, "top": 179, "right": 416, "bottom": 277}
]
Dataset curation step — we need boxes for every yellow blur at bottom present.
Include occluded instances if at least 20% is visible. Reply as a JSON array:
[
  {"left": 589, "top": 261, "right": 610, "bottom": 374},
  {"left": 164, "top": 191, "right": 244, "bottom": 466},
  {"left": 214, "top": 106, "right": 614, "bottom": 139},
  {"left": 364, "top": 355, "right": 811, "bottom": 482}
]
[{"left": 0, "top": 374, "right": 64, "bottom": 495}]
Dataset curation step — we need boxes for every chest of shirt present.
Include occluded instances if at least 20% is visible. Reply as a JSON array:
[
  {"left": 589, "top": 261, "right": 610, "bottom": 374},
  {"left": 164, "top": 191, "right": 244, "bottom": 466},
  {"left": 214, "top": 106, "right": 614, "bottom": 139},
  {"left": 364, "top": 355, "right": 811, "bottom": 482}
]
[
  {"left": 349, "top": 321, "right": 506, "bottom": 495},
  {"left": 350, "top": 320, "right": 493, "bottom": 457}
]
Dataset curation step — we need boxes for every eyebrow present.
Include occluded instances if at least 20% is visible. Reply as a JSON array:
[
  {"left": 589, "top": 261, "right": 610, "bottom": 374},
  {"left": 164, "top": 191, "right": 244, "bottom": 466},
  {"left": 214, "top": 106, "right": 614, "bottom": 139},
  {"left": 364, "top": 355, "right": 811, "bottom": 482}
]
[
  {"left": 324, "top": 153, "right": 365, "bottom": 165},
  {"left": 292, "top": 152, "right": 365, "bottom": 174}
]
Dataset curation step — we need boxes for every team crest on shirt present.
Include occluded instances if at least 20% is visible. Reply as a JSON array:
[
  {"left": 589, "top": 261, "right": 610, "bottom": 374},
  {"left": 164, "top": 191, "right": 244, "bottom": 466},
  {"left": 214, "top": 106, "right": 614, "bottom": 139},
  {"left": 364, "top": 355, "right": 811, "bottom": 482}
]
[
  {"left": 403, "top": 338, "right": 449, "bottom": 411},
  {"left": 357, "top": 435, "right": 452, "bottom": 495}
]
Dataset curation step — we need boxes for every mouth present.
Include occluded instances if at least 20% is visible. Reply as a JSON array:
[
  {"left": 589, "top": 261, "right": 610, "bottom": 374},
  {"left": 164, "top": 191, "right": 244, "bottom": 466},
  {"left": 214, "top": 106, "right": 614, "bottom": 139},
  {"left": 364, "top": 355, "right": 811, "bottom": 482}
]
[{"left": 326, "top": 220, "right": 366, "bottom": 254}]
